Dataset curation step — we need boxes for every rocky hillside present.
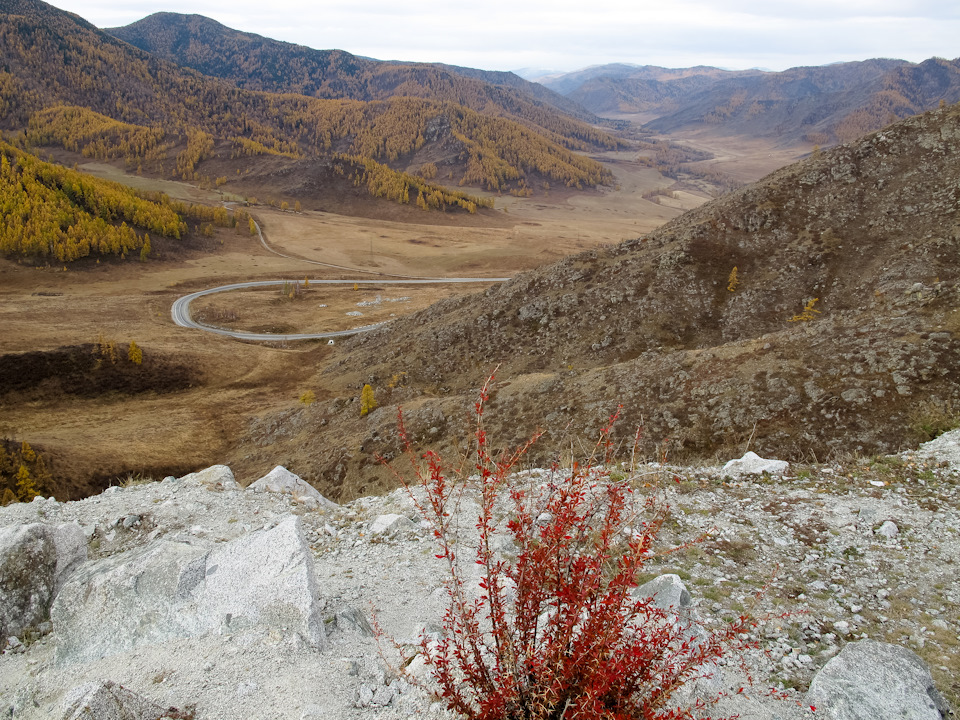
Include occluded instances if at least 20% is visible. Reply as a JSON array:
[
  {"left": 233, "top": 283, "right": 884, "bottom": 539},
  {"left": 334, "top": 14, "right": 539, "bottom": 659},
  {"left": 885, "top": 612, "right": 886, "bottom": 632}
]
[
  {"left": 1, "top": 435, "right": 957, "bottom": 718},
  {"left": 250, "top": 102, "right": 960, "bottom": 498}
]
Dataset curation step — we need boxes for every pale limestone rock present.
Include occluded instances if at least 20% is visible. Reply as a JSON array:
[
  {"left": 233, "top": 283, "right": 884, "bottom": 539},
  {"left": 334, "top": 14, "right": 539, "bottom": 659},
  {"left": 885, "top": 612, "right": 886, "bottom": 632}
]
[
  {"left": 179, "top": 464, "right": 241, "bottom": 491},
  {"left": 248, "top": 466, "right": 337, "bottom": 509},
  {"left": 61, "top": 680, "right": 168, "bottom": 720},
  {"left": 52, "top": 515, "right": 326, "bottom": 664},
  {"left": 722, "top": 451, "right": 789, "bottom": 476},
  {"left": 369, "top": 513, "right": 417, "bottom": 536},
  {"left": 634, "top": 573, "right": 692, "bottom": 611},
  {"left": 806, "top": 639, "right": 950, "bottom": 720},
  {"left": 876, "top": 520, "right": 899, "bottom": 539},
  {"left": 0, "top": 524, "right": 56, "bottom": 638}
]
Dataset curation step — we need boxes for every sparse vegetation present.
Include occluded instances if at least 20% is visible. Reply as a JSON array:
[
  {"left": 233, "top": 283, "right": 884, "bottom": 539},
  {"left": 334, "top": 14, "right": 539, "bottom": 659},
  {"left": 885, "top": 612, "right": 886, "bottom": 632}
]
[
  {"left": 788, "top": 297, "right": 820, "bottom": 322},
  {"left": 360, "top": 384, "right": 377, "bottom": 417}
]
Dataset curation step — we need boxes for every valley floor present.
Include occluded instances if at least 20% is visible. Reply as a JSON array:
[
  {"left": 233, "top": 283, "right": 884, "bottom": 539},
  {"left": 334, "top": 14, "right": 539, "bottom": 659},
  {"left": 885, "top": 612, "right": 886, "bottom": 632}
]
[{"left": 0, "top": 133, "right": 799, "bottom": 499}]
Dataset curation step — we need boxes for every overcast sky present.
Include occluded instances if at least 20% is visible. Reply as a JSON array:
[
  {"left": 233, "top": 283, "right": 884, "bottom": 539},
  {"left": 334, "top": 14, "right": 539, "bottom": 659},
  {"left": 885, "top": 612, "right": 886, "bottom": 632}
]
[{"left": 49, "top": 0, "right": 959, "bottom": 75}]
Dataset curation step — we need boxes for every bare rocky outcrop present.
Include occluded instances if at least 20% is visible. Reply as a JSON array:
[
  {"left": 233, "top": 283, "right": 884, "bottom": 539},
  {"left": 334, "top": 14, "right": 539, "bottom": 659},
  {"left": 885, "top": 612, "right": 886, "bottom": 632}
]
[
  {"left": 0, "top": 522, "right": 86, "bottom": 639},
  {"left": 806, "top": 640, "right": 951, "bottom": 719},
  {"left": 52, "top": 515, "right": 325, "bottom": 665},
  {"left": 0, "top": 455, "right": 956, "bottom": 718},
  {"left": 249, "top": 465, "right": 338, "bottom": 510},
  {"left": 60, "top": 680, "right": 172, "bottom": 720}
]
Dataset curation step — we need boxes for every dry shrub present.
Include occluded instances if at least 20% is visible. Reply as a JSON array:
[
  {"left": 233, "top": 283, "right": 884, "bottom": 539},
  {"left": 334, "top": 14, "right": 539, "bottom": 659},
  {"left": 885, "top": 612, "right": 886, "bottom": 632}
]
[{"left": 387, "top": 374, "right": 764, "bottom": 720}]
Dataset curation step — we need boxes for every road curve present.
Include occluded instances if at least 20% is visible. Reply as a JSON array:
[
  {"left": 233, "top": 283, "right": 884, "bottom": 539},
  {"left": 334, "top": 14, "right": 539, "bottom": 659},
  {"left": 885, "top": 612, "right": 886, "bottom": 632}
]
[{"left": 171, "top": 278, "right": 508, "bottom": 342}]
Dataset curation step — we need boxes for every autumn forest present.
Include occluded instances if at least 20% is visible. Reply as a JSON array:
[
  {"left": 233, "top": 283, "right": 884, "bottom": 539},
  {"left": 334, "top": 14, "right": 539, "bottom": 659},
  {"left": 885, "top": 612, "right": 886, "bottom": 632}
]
[{"left": 0, "top": 0, "right": 630, "bottom": 265}]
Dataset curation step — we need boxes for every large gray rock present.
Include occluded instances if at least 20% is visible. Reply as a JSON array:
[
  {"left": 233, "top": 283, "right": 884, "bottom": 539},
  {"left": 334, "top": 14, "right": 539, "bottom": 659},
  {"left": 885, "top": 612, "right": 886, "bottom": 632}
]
[
  {"left": 722, "top": 451, "right": 789, "bottom": 476},
  {"left": 51, "top": 522, "right": 88, "bottom": 593},
  {"left": 249, "top": 466, "right": 337, "bottom": 510},
  {"left": 52, "top": 515, "right": 326, "bottom": 664},
  {"left": 369, "top": 513, "right": 417, "bottom": 536},
  {"left": 200, "top": 515, "right": 325, "bottom": 646},
  {"left": 178, "top": 464, "right": 241, "bottom": 491},
  {"left": 61, "top": 680, "right": 168, "bottom": 720},
  {"left": 0, "top": 524, "right": 55, "bottom": 638},
  {"left": 634, "top": 573, "right": 693, "bottom": 611},
  {"left": 0, "top": 522, "right": 85, "bottom": 638},
  {"left": 806, "top": 639, "right": 950, "bottom": 719},
  {"left": 631, "top": 573, "right": 706, "bottom": 645}
]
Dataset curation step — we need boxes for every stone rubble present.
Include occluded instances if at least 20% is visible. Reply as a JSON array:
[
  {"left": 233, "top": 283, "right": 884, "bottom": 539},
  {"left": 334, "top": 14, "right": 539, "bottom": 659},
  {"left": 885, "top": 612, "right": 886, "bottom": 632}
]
[{"left": 0, "top": 432, "right": 957, "bottom": 719}]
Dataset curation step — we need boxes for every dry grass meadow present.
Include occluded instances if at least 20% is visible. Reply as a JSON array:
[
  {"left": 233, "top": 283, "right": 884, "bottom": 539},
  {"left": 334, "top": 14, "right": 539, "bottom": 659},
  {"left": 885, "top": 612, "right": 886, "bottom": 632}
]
[{"left": 0, "top": 135, "right": 806, "bottom": 498}]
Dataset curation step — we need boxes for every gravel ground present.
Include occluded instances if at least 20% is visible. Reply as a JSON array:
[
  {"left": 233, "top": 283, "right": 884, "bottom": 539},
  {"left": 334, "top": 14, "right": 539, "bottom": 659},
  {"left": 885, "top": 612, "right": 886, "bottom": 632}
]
[{"left": 1, "top": 431, "right": 958, "bottom": 719}]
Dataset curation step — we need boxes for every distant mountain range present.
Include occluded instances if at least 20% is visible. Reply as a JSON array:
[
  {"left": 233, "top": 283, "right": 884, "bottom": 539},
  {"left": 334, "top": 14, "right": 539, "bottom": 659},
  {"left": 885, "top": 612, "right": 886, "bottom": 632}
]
[{"left": 539, "top": 59, "right": 960, "bottom": 145}]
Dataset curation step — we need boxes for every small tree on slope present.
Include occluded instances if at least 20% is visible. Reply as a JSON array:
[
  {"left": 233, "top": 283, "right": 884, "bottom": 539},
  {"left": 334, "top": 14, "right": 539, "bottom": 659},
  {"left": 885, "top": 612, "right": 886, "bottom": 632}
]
[{"left": 387, "top": 375, "right": 765, "bottom": 720}]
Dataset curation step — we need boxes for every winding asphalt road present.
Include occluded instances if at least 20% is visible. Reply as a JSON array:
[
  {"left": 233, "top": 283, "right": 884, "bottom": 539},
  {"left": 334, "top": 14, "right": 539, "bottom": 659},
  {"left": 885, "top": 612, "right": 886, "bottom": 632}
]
[
  {"left": 171, "top": 277, "right": 507, "bottom": 342},
  {"left": 172, "top": 215, "right": 509, "bottom": 340}
]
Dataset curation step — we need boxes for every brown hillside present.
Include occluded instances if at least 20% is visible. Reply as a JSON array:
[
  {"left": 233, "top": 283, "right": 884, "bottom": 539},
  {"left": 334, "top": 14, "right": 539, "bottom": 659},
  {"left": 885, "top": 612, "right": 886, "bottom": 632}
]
[{"left": 235, "top": 103, "right": 960, "bottom": 499}]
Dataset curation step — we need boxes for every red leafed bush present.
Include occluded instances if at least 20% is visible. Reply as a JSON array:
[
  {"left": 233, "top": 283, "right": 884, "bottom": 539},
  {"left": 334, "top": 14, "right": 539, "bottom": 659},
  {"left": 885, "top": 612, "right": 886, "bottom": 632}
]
[{"left": 389, "top": 374, "right": 760, "bottom": 720}]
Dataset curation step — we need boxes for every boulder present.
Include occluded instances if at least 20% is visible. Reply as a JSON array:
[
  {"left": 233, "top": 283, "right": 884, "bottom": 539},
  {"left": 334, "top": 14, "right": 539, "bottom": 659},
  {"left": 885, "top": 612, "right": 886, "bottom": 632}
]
[
  {"left": 875, "top": 520, "right": 899, "bottom": 539},
  {"left": 61, "top": 680, "right": 168, "bottom": 720},
  {"left": 248, "top": 466, "right": 337, "bottom": 509},
  {"left": 0, "top": 524, "right": 56, "bottom": 638},
  {"left": 178, "top": 464, "right": 241, "bottom": 491},
  {"left": 805, "top": 639, "right": 950, "bottom": 719},
  {"left": 52, "top": 539, "right": 209, "bottom": 663},
  {"left": 369, "top": 513, "right": 417, "bottom": 536},
  {"left": 634, "top": 573, "right": 693, "bottom": 611},
  {"left": 200, "top": 515, "right": 325, "bottom": 648},
  {"left": 722, "top": 451, "right": 789, "bottom": 476},
  {"left": 52, "top": 515, "right": 326, "bottom": 664},
  {"left": 632, "top": 573, "right": 706, "bottom": 643},
  {"left": 51, "top": 522, "right": 88, "bottom": 593}
]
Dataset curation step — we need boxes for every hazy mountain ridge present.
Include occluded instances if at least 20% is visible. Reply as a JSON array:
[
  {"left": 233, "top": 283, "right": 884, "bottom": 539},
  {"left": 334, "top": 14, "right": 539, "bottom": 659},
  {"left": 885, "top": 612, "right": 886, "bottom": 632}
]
[
  {"left": 543, "top": 58, "right": 960, "bottom": 146},
  {"left": 245, "top": 103, "right": 960, "bottom": 495},
  {"left": 537, "top": 63, "right": 763, "bottom": 96}
]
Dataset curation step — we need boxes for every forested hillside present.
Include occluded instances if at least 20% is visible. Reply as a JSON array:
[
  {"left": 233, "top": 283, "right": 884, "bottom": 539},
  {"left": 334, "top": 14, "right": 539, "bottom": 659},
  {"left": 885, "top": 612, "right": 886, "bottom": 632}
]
[
  {"left": 0, "top": 0, "right": 618, "bottom": 207},
  {"left": 0, "top": 140, "right": 247, "bottom": 262},
  {"left": 107, "top": 13, "right": 601, "bottom": 129}
]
